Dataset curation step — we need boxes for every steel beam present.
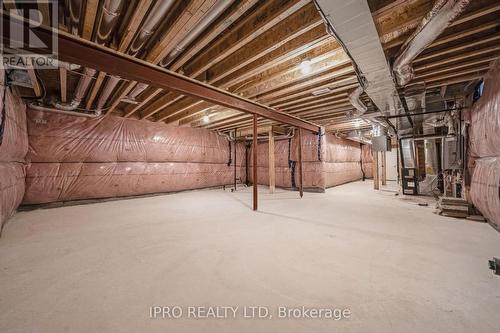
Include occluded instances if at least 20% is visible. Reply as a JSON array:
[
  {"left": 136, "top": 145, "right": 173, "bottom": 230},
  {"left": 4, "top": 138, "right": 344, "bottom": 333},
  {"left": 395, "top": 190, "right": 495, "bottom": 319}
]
[{"left": 2, "top": 12, "right": 320, "bottom": 133}]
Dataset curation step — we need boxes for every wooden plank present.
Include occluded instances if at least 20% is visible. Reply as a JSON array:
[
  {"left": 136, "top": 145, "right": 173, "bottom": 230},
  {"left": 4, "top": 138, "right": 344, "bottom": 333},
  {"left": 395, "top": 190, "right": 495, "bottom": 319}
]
[
  {"left": 59, "top": 67, "right": 67, "bottom": 103},
  {"left": 123, "top": 88, "right": 162, "bottom": 118},
  {"left": 182, "top": 0, "right": 310, "bottom": 78},
  {"left": 381, "top": 151, "right": 387, "bottom": 186},
  {"left": 373, "top": 151, "right": 379, "bottom": 190},
  {"left": 147, "top": 0, "right": 219, "bottom": 64},
  {"left": 170, "top": 0, "right": 260, "bottom": 71},
  {"left": 37, "top": 0, "right": 51, "bottom": 26},
  {"left": 118, "top": 0, "right": 153, "bottom": 52},
  {"left": 82, "top": 0, "right": 99, "bottom": 40},
  {"left": 26, "top": 64, "right": 42, "bottom": 97}
]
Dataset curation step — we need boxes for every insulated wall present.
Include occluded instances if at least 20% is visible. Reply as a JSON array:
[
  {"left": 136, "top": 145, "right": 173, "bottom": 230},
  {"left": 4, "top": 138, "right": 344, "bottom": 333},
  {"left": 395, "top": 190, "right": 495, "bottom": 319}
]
[
  {"left": 249, "top": 131, "right": 363, "bottom": 191},
  {"left": 361, "top": 144, "right": 373, "bottom": 179},
  {"left": 23, "top": 110, "right": 245, "bottom": 204},
  {"left": 0, "top": 79, "right": 28, "bottom": 233},
  {"left": 469, "top": 60, "right": 500, "bottom": 228}
]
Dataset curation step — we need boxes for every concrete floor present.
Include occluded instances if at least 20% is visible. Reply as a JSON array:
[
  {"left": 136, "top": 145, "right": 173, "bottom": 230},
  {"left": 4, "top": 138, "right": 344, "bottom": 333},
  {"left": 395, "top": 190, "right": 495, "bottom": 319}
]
[{"left": 0, "top": 181, "right": 499, "bottom": 333}]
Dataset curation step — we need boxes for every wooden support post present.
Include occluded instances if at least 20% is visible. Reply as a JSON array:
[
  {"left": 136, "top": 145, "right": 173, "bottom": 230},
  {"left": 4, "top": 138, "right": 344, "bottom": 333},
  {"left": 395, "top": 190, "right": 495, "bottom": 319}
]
[
  {"left": 59, "top": 67, "right": 67, "bottom": 103},
  {"left": 298, "top": 128, "right": 304, "bottom": 198},
  {"left": 381, "top": 151, "right": 387, "bottom": 185},
  {"left": 373, "top": 151, "right": 380, "bottom": 190},
  {"left": 268, "top": 130, "right": 275, "bottom": 193},
  {"left": 234, "top": 128, "right": 237, "bottom": 191},
  {"left": 253, "top": 115, "right": 258, "bottom": 211}
]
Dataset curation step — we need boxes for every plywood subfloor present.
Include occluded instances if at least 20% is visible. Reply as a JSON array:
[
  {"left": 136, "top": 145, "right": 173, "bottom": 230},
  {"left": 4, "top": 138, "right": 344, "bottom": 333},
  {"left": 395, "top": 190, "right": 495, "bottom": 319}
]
[{"left": 1, "top": 181, "right": 499, "bottom": 332}]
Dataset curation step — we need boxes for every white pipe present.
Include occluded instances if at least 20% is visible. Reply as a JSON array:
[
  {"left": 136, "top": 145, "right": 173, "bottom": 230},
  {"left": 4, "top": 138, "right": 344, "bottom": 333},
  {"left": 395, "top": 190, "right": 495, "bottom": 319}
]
[
  {"left": 393, "top": 0, "right": 471, "bottom": 86},
  {"left": 56, "top": 67, "right": 96, "bottom": 111},
  {"left": 95, "top": 0, "right": 125, "bottom": 45},
  {"left": 128, "top": 0, "right": 176, "bottom": 57},
  {"left": 96, "top": 75, "right": 121, "bottom": 111},
  {"left": 59, "top": 0, "right": 124, "bottom": 111},
  {"left": 30, "top": 103, "right": 100, "bottom": 117},
  {"left": 160, "top": 0, "right": 235, "bottom": 67}
]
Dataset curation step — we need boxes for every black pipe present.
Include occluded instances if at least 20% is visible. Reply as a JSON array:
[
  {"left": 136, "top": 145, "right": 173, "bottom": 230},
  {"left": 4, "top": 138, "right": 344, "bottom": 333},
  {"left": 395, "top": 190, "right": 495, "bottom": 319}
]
[{"left": 385, "top": 107, "right": 460, "bottom": 119}]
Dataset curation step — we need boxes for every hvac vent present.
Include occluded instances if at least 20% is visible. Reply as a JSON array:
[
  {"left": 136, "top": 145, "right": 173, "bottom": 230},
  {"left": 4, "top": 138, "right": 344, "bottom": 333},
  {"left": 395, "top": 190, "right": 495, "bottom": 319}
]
[{"left": 312, "top": 87, "right": 331, "bottom": 96}]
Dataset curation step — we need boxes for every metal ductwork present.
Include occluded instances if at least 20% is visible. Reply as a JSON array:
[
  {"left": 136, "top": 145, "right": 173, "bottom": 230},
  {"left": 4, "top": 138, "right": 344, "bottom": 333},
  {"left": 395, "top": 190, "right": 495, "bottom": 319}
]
[
  {"left": 95, "top": 0, "right": 125, "bottom": 45},
  {"left": 160, "top": 0, "right": 235, "bottom": 67},
  {"left": 123, "top": 0, "right": 232, "bottom": 103},
  {"left": 314, "top": 0, "right": 403, "bottom": 126},
  {"left": 59, "top": 0, "right": 125, "bottom": 113},
  {"left": 393, "top": 0, "right": 471, "bottom": 86},
  {"left": 55, "top": 67, "right": 96, "bottom": 111},
  {"left": 67, "top": 0, "right": 84, "bottom": 35},
  {"left": 128, "top": 0, "right": 176, "bottom": 57}
]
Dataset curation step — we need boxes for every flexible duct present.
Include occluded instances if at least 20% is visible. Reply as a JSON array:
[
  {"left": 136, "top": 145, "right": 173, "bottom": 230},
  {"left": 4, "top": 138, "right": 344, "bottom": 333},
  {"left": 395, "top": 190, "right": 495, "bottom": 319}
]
[
  {"left": 160, "top": 0, "right": 235, "bottom": 67},
  {"left": 393, "top": 0, "right": 471, "bottom": 86},
  {"left": 348, "top": 86, "right": 368, "bottom": 116}
]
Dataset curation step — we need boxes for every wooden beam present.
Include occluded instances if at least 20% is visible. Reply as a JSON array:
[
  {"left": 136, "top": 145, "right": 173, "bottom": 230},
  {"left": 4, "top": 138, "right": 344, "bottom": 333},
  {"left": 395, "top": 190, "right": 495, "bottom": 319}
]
[
  {"left": 170, "top": 0, "right": 260, "bottom": 71},
  {"left": 269, "top": 130, "right": 275, "bottom": 194},
  {"left": 147, "top": 0, "right": 219, "bottom": 64},
  {"left": 85, "top": 71, "right": 106, "bottom": 109},
  {"left": 373, "top": 151, "right": 379, "bottom": 190},
  {"left": 59, "top": 67, "right": 67, "bottom": 103},
  {"left": 37, "top": 0, "right": 51, "bottom": 26},
  {"left": 381, "top": 151, "right": 387, "bottom": 186},
  {"left": 82, "top": 0, "right": 99, "bottom": 40},
  {"left": 205, "top": 6, "right": 323, "bottom": 85},
  {"left": 253, "top": 114, "right": 258, "bottom": 211},
  {"left": 182, "top": 0, "right": 310, "bottom": 78},
  {"left": 241, "top": 48, "right": 349, "bottom": 99},
  {"left": 123, "top": 88, "right": 162, "bottom": 118},
  {"left": 298, "top": 127, "right": 303, "bottom": 198},
  {"left": 117, "top": 0, "right": 153, "bottom": 52}
]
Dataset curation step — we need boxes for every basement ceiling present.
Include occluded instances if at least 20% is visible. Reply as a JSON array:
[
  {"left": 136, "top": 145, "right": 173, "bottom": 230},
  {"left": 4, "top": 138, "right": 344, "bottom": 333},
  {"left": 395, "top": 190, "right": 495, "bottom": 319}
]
[{"left": 4, "top": 0, "right": 499, "bottom": 134}]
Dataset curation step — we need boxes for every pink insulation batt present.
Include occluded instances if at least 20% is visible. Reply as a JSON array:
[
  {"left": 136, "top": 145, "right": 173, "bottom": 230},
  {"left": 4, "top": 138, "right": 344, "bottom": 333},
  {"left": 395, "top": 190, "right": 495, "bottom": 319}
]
[
  {"left": 468, "top": 60, "right": 500, "bottom": 227},
  {"left": 24, "top": 110, "right": 245, "bottom": 204},
  {"left": 0, "top": 85, "right": 28, "bottom": 232}
]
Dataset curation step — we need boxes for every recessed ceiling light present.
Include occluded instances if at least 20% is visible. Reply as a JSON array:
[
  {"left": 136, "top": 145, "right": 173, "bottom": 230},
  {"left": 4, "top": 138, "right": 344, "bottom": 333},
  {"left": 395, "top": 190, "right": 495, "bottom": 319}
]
[
  {"left": 202, "top": 115, "right": 210, "bottom": 124},
  {"left": 299, "top": 59, "right": 312, "bottom": 74}
]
